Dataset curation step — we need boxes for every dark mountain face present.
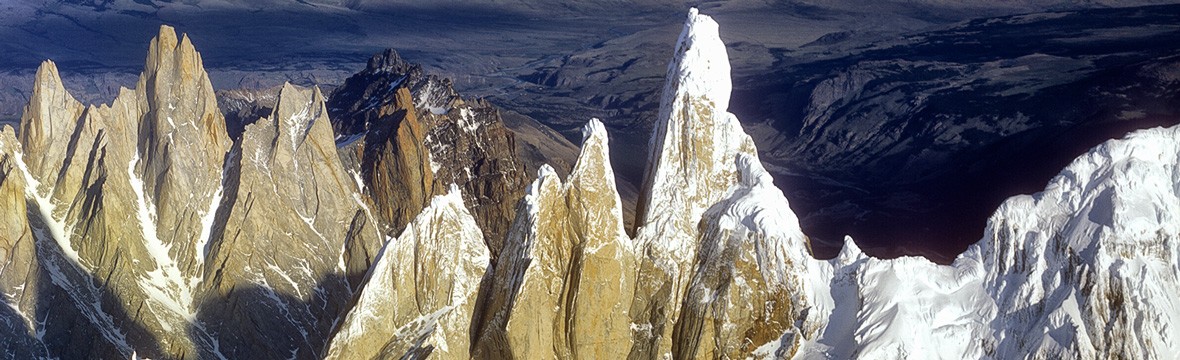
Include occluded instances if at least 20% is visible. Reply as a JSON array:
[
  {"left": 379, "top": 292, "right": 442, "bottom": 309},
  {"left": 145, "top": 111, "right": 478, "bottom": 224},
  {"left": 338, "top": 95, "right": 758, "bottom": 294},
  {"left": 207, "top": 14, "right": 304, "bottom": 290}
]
[
  {"left": 730, "top": 4, "right": 1180, "bottom": 262},
  {"left": 324, "top": 49, "right": 552, "bottom": 259}
]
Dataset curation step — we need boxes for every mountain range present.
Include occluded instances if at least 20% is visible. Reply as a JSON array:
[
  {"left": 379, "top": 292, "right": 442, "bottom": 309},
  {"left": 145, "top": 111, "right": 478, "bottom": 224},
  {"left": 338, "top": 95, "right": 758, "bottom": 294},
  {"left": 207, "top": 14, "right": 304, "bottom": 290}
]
[{"left": 1, "top": 6, "right": 1179, "bottom": 360}]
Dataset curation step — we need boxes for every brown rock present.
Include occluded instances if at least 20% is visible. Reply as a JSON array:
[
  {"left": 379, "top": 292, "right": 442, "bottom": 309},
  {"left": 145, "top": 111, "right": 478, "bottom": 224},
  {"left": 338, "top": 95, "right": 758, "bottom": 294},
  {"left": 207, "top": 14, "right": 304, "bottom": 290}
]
[
  {"left": 327, "top": 50, "right": 532, "bottom": 260},
  {"left": 200, "top": 82, "right": 382, "bottom": 358},
  {"left": 353, "top": 86, "right": 435, "bottom": 237},
  {"left": 471, "top": 119, "right": 636, "bottom": 359}
]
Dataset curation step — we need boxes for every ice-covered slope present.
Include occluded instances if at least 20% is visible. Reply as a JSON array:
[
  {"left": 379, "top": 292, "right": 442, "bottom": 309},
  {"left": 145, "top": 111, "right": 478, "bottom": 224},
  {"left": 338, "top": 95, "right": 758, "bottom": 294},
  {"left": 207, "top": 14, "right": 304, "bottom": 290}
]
[
  {"left": 794, "top": 124, "right": 1180, "bottom": 359},
  {"left": 979, "top": 125, "right": 1180, "bottom": 358}
]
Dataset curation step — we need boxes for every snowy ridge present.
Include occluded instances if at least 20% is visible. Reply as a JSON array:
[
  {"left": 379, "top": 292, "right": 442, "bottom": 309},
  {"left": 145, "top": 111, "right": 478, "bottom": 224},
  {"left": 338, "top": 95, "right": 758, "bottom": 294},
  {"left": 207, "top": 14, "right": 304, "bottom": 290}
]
[
  {"left": 712, "top": 153, "right": 810, "bottom": 287},
  {"left": 978, "top": 125, "right": 1180, "bottom": 358},
  {"left": 788, "top": 126, "right": 1180, "bottom": 359}
]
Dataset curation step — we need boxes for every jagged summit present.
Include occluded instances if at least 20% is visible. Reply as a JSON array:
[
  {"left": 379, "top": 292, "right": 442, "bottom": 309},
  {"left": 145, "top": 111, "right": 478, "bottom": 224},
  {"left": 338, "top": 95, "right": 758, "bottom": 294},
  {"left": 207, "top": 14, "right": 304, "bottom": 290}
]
[
  {"left": 326, "top": 186, "right": 488, "bottom": 359},
  {"left": 18, "top": 60, "right": 84, "bottom": 189},
  {"left": 635, "top": 7, "right": 756, "bottom": 254},
  {"left": 328, "top": 47, "right": 528, "bottom": 258},
  {"left": 470, "top": 117, "right": 636, "bottom": 359},
  {"left": 365, "top": 48, "right": 418, "bottom": 76},
  {"left": 269, "top": 82, "right": 332, "bottom": 149},
  {"left": 628, "top": 8, "right": 760, "bottom": 357}
]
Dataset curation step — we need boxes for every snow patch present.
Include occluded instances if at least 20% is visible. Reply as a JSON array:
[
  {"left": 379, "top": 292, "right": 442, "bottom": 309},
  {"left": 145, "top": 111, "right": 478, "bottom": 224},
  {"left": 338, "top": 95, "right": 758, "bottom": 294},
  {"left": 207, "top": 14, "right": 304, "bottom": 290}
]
[
  {"left": 195, "top": 149, "right": 233, "bottom": 265},
  {"left": 128, "top": 153, "right": 197, "bottom": 320}
]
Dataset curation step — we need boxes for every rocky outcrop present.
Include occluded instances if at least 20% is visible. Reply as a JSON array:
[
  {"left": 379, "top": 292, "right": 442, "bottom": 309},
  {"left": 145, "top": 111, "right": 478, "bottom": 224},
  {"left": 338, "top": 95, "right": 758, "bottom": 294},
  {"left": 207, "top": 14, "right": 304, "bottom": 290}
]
[
  {"left": 0, "top": 127, "right": 47, "bottom": 359},
  {"left": 348, "top": 85, "right": 435, "bottom": 238},
  {"left": 325, "top": 187, "right": 488, "bottom": 360},
  {"left": 471, "top": 119, "right": 636, "bottom": 359},
  {"left": 327, "top": 50, "right": 530, "bottom": 259},
  {"left": 2, "top": 25, "right": 235, "bottom": 358},
  {"left": 17, "top": 61, "right": 86, "bottom": 188}
]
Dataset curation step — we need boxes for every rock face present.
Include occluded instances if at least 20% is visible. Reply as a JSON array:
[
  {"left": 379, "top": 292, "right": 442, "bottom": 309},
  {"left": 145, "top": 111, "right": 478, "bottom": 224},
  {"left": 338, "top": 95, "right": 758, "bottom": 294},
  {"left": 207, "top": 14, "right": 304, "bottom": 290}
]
[
  {"left": 471, "top": 119, "right": 636, "bottom": 359},
  {"left": 327, "top": 50, "right": 531, "bottom": 258},
  {"left": 325, "top": 187, "right": 488, "bottom": 360},
  {"left": 628, "top": 8, "right": 760, "bottom": 358},
  {"left": 341, "top": 83, "right": 436, "bottom": 239},
  {"left": 0, "top": 127, "right": 46, "bottom": 359},
  {"left": 198, "top": 82, "right": 383, "bottom": 358},
  {"left": 0, "top": 26, "right": 382, "bottom": 359},
  {"left": 673, "top": 153, "right": 815, "bottom": 359},
  {"left": 0, "top": 25, "right": 238, "bottom": 358}
]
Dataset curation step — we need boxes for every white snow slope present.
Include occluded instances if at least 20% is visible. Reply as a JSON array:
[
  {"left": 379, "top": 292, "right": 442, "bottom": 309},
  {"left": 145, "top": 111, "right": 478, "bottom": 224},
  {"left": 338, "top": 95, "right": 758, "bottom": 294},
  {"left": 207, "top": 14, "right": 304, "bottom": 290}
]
[{"left": 788, "top": 125, "right": 1180, "bottom": 360}]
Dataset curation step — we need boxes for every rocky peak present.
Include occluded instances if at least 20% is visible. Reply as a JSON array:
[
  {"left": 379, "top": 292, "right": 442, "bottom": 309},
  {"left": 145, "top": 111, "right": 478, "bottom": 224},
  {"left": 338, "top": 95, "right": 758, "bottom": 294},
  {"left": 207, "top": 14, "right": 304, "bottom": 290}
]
[
  {"left": 270, "top": 82, "right": 331, "bottom": 150},
  {"left": 673, "top": 152, "right": 815, "bottom": 359},
  {"left": 131, "top": 25, "right": 231, "bottom": 275},
  {"left": 471, "top": 118, "right": 636, "bottom": 359},
  {"left": 325, "top": 186, "right": 488, "bottom": 359},
  {"left": 138, "top": 25, "right": 228, "bottom": 148},
  {"left": 18, "top": 60, "right": 85, "bottom": 190},
  {"left": 352, "top": 84, "right": 435, "bottom": 237},
  {"left": 366, "top": 48, "right": 420, "bottom": 77},
  {"left": 327, "top": 49, "right": 426, "bottom": 136},
  {"left": 0, "top": 126, "right": 46, "bottom": 359},
  {"left": 328, "top": 49, "right": 528, "bottom": 259},
  {"left": 634, "top": 7, "right": 756, "bottom": 258},
  {"left": 199, "top": 81, "right": 383, "bottom": 358},
  {"left": 628, "top": 8, "right": 759, "bottom": 358}
]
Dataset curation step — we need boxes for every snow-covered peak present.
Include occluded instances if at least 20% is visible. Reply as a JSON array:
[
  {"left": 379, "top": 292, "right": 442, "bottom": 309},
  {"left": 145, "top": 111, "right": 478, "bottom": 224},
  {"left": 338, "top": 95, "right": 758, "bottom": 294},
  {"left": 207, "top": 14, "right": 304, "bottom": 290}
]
[
  {"left": 571, "top": 118, "right": 615, "bottom": 193},
  {"left": 581, "top": 117, "right": 608, "bottom": 145},
  {"left": 668, "top": 7, "right": 732, "bottom": 111},
  {"left": 635, "top": 7, "right": 756, "bottom": 260},
  {"left": 974, "top": 125, "right": 1180, "bottom": 358}
]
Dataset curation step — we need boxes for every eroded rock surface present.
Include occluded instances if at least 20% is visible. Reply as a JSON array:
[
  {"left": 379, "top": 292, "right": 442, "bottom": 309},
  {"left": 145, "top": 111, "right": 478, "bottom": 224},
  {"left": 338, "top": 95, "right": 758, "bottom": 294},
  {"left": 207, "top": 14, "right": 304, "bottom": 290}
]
[{"left": 326, "top": 187, "right": 488, "bottom": 360}]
